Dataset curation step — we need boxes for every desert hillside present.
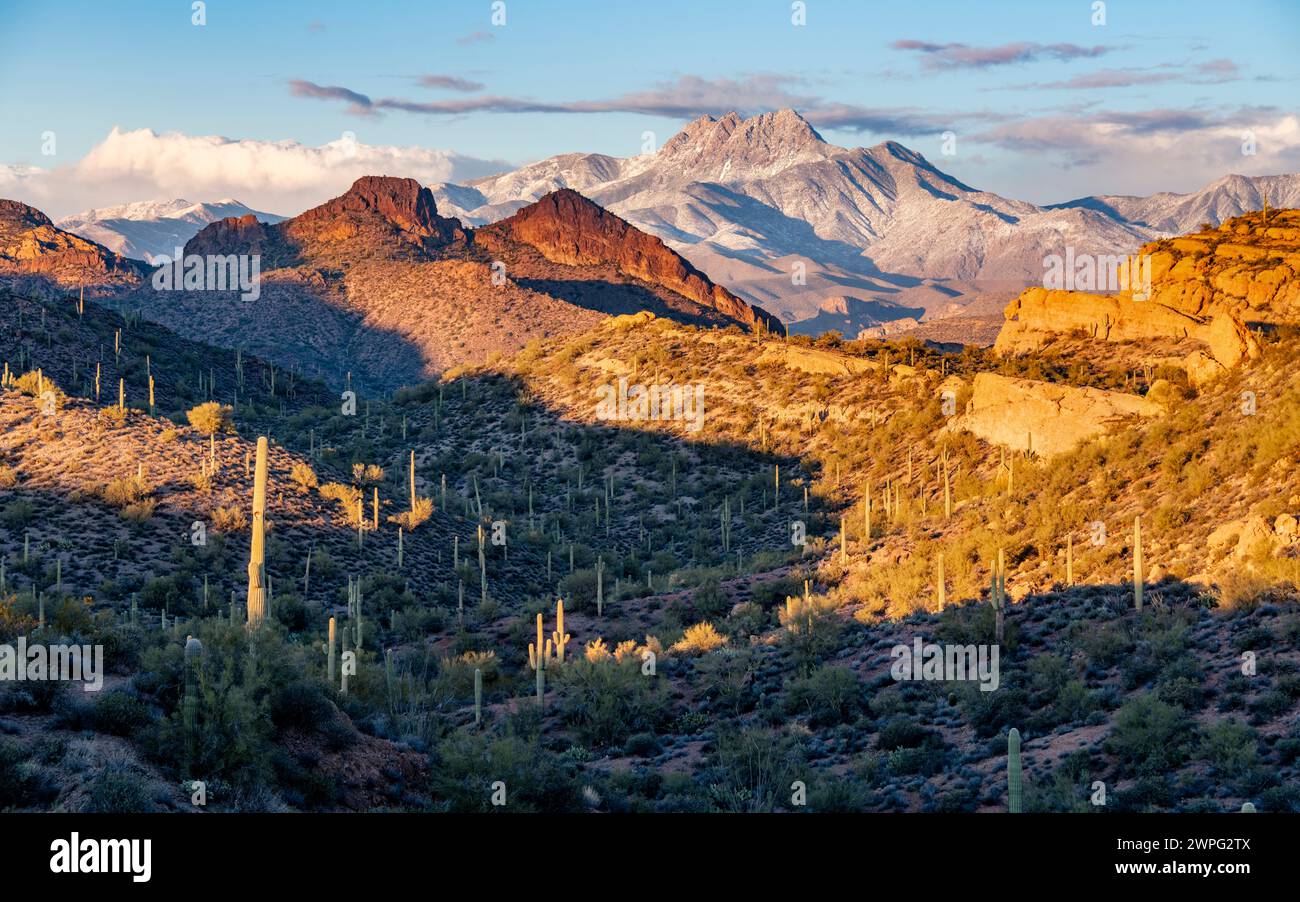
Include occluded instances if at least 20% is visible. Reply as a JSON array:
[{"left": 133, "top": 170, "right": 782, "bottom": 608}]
[
  {"left": 103, "top": 178, "right": 780, "bottom": 394},
  {"left": 0, "top": 210, "right": 1297, "bottom": 814}
]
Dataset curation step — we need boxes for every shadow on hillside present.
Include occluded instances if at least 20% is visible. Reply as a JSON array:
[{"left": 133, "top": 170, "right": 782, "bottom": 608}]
[
  {"left": 117, "top": 280, "right": 430, "bottom": 397},
  {"left": 513, "top": 277, "right": 742, "bottom": 328}
]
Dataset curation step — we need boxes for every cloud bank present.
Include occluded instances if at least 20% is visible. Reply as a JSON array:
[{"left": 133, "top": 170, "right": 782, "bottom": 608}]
[{"left": 0, "top": 127, "right": 508, "bottom": 219}]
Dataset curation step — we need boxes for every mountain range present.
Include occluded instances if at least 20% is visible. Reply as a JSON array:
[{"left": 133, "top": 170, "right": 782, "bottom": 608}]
[
  {"left": 114, "top": 176, "right": 777, "bottom": 393},
  {"left": 429, "top": 110, "right": 1300, "bottom": 335},
  {"left": 10, "top": 108, "right": 1299, "bottom": 363},
  {"left": 55, "top": 198, "right": 285, "bottom": 263}
]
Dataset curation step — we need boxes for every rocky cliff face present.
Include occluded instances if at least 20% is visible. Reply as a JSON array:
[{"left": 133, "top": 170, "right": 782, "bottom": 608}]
[
  {"left": 0, "top": 199, "right": 148, "bottom": 295},
  {"left": 479, "top": 189, "right": 782, "bottom": 334},
  {"left": 289, "top": 175, "right": 468, "bottom": 250},
  {"left": 992, "top": 211, "right": 1299, "bottom": 386},
  {"left": 995, "top": 286, "right": 1261, "bottom": 385},
  {"left": 126, "top": 177, "right": 779, "bottom": 391},
  {"left": 1138, "top": 209, "right": 1300, "bottom": 325},
  {"left": 949, "top": 372, "right": 1165, "bottom": 457},
  {"left": 184, "top": 176, "right": 469, "bottom": 266}
]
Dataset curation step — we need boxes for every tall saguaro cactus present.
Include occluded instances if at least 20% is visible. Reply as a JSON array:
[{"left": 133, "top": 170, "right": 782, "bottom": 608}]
[
  {"left": 1007, "top": 727, "right": 1023, "bottom": 813},
  {"left": 991, "top": 548, "right": 1006, "bottom": 643},
  {"left": 935, "top": 554, "right": 947, "bottom": 610},
  {"left": 246, "top": 436, "right": 269, "bottom": 627},
  {"left": 183, "top": 635, "right": 203, "bottom": 768},
  {"left": 527, "top": 612, "right": 550, "bottom": 706},
  {"left": 552, "top": 599, "right": 570, "bottom": 663},
  {"left": 327, "top": 616, "right": 336, "bottom": 686},
  {"left": 1133, "top": 516, "right": 1144, "bottom": 611}
]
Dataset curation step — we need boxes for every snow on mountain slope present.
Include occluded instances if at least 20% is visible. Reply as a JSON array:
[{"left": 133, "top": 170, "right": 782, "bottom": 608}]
[
  {"left": 57, "top": 198, "right": 286, "bottom": 263},
  {"left": 432, "top": 110, "right": 1161, "bottom": 327},
  {"left": 1053, "top": 173, "right": 1300, "bottom": 234}
]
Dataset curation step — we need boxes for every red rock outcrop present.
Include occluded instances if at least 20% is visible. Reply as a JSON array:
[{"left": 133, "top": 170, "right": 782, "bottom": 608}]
[
  {"left": 481, "top": 189, "right": 783, "bottom": 334},
  {"left": 0, "top": 199, "right": 148, "bottom": 295}
]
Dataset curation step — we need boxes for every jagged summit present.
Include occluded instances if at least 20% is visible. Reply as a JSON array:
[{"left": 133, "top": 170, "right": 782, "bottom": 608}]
[
  {"left": 658, "top": 109, "right": 827, "bottom": 174},
  {"left": 293, "top": 175, "right": 464, "bottom": 242}
]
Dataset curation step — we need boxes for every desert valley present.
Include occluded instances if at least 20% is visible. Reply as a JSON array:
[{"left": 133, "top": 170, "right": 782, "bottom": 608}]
[{"left": 0, "top": 9, "right": 1297, "bottom": 873}]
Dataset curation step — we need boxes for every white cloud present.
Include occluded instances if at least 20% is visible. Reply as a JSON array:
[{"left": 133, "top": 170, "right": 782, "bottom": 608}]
[
  {"left": 1, "top": 127, "right": 508, "bottom": 218},
  {"left": 969, "top": 110, "right": 1300, "bottom": 201}
]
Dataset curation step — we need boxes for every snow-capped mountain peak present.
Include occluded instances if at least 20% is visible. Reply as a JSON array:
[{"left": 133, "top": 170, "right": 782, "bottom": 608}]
[{"left": 56, "top": 198, "right": 286, "bottom": 262}]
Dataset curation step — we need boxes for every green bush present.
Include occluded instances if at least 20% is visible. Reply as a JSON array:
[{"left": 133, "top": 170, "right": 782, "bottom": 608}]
[{"left": 1107, "top": 693, "right": 1196, "bottom": 775}]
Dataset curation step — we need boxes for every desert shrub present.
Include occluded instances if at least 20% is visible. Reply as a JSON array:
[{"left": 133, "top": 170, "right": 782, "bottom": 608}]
[
  {"left": 706, "top": 726, "right": 801, "bottom": 812},
  {"left": 211, "top": 504, "right": 247, "bottom": 532},
  {"left": 672, "top": 622, "right": 727, "bottom": 654},
  {"left": 139, "top": 573, "right": 194, "bottom": 614},
  {"left": 273, "top": 594, "right": 309, "bottom": 632},
  {"left": 91, "top": 691, "right": 152, "bottom": 736},
  {"left": 102, "top": 475, "right": 150, "bottom": 508},
  {"left": 557, "top": 568, "right": 599, "bottom": 611},
  {"left": 783, "top": 665, "right": 861, "bottom": 726},
  {"left": 320, "top": 482, "right": 362, "bottom": 520},
  {"left": 186, "top": 402, "right": 233, "bottom": 436},
  {"left": 351, "top": 463, "right": 384, "bottom": 485},
  {"left": 0, "top": 738, "right": 35, "bottom": 808},
  {"left": 1106, "top": 693, "right": 1196, "bottom": 775},
  {"left": 11, "top": 370, "right": 66, "bottom": 409},
  {"left": 429, "top": 733, "right": 581, "bottom": 812},
  {"left": 0, "top": 464, "right": 17, "bottom": 488},
  {"left": 389, "top": 496, "right": 432, "bottom": 531},
  {"left": 1200, "top": 719, "right": 1258, "bottom": 776},
  {"left": 778, "top": 592, "right": 842, "bottom": 671},
  {"left": 0, "top": 499, "right": 34, "bottom": 528},
  {"left": 289, "top": 461, "right": 318, "bottom": 492},
  {"left": 85, "top": 764, "right": 156, "bottom": 813},
  {"left": 121, "top": 499, "right": 156, "bottom": 523},
  {"left": 438, "top": 651, "right": 499, "bottom": 697},
  {"left": 557, "top": 658, "right": 669, "bottom": 748},
  {"left": 693, "top": 646, "right": 755, "bottom": 715},
  {"left": 691, "top": 578, "right": 729, "bottom": 618}
]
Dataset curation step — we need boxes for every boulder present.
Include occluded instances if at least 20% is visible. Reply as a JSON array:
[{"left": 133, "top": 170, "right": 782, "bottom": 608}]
[
  {"left": 1234, "top": 516, "right": 1277, "bottom": 560},
  {"left": 1274, "top": 513, "right": 1298, "bottom": 540},
  {"left": 994, "top": 286, "right": 1259, "bottom": 372},
  {"left": 947, "top": 372, "right": 1163, "bottom": 457}
]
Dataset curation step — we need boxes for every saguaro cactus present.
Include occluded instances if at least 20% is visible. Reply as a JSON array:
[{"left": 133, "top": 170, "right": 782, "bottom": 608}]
[
  {"left": 478, "top": 524, "right": 488, "bottom": 604},
  {"left": 1007, "top": 727, "right": 1023, "bottom": 813},
  {"left": 408, "top": 449, "right": 416, "bottom": 517},
  {"left": 596, "top": 558, "right": 605, "bottom": 617},
  {"left": 327, "top": 616, "right": 336, "bottom": 686},
  {"left": 991, "top": 548, "right": 1006, "bottom": 643},
  {"left": 552, "top": 599, "right": 571, "bottom": 663},
  {"left": 246, "top": 436, "right": 269, "bottom": 627},
  {"left": 474, "top": 668, "right": 483, "bottom": 726},
  {"left": 183, "top": 635, "right": 203, "bottom": 767},
  {"left": 1133, "top": 516, "right": 1144, "bottom": 611},
  {"left": 1066, "top": 533, "right": 1074, "bottom": 586},
  {"left": 527, "top": 612, "right": 551, "bottom": 706},
  {"left": 936, "top": 554, "right": 946, "bottom": 610}
]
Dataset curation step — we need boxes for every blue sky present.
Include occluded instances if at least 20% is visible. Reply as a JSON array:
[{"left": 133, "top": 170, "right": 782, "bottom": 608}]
[{"left": 1, "top": 0, "right": 1297, "bottom": 216}]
